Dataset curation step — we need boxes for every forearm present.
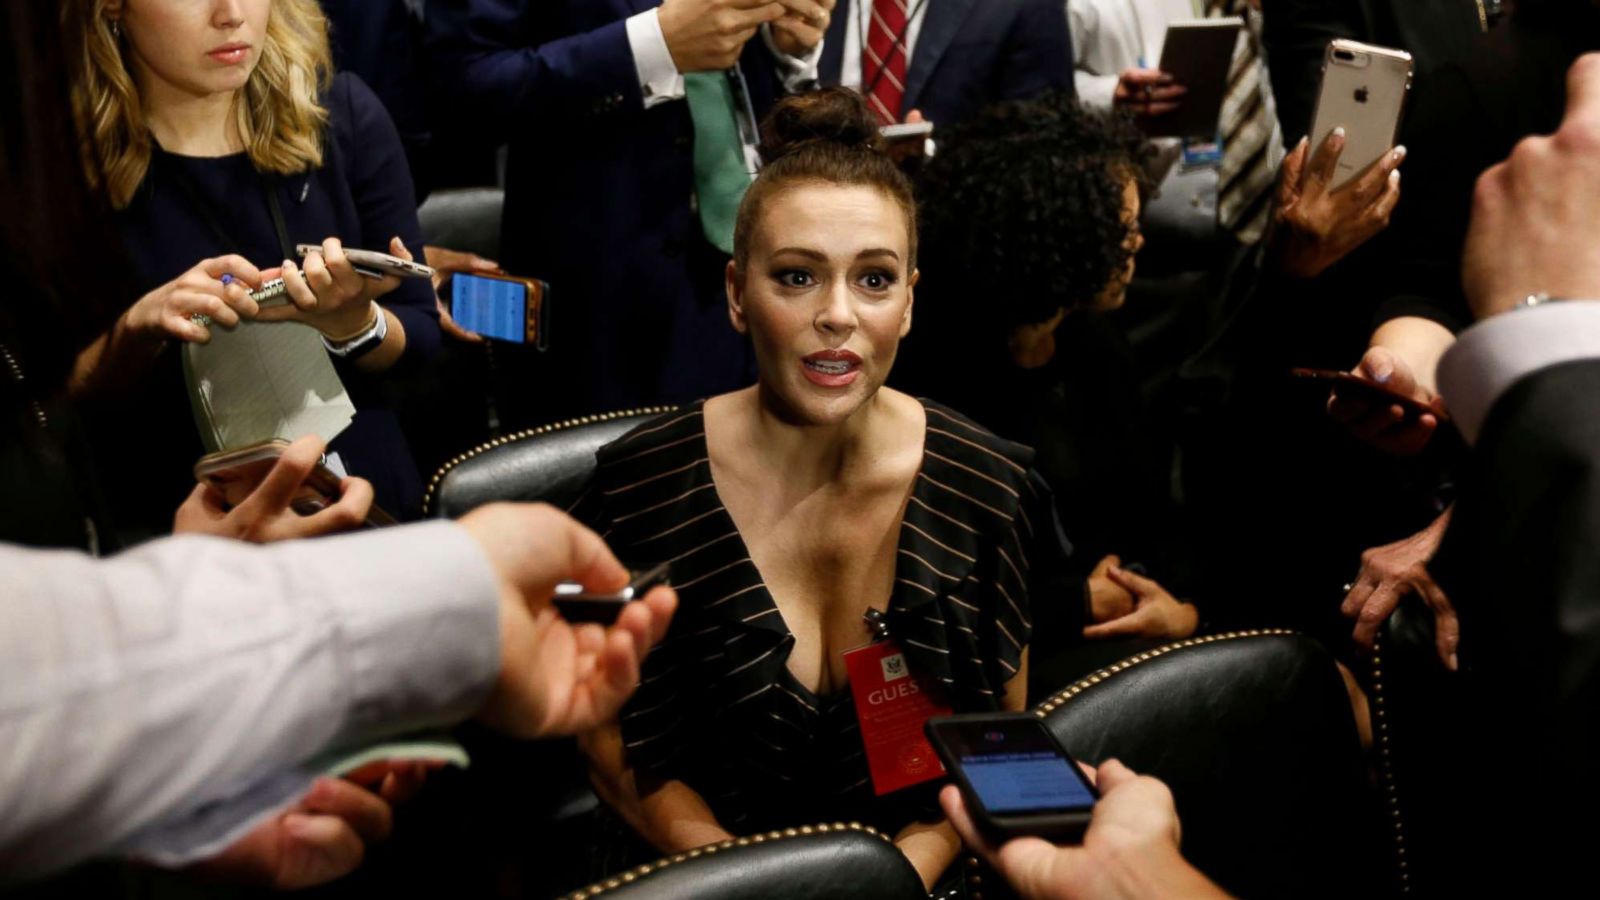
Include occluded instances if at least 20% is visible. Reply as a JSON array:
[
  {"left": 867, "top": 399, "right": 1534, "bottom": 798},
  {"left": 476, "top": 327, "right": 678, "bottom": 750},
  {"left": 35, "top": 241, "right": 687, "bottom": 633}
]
[
  {"left": 0, "top": 523, "right": 500, "bottom": 881},
  {"left": 1081, "top": 842, "right": 1231, "bottom": 900},
  {"left": 69, "top": 316, "right": 163, "bottom": 398},
  {"left": 639, "top": 779, "right": 738, "bottom": 852},
  {"left": 1370, "top": 316, "right": 1457, "bottom": 395},
  {"left": 896, "top": 819, "right": 962, "bottom": 892}
]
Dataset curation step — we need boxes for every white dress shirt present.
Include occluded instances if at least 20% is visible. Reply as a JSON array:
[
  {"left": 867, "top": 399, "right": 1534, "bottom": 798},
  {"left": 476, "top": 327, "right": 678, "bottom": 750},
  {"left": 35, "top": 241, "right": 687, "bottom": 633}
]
[
  {"left": 625, "top": 11, "right": 823, "bottom": 109},
  {"left": 1436, "top": 301, "right": 1600, "bottom": 445},
  {"left": 1069, "top": 0, "right": 1202, "bottom": 110},
  {"left": 0, "top": 522, "right": 501, "bottom": 882}
]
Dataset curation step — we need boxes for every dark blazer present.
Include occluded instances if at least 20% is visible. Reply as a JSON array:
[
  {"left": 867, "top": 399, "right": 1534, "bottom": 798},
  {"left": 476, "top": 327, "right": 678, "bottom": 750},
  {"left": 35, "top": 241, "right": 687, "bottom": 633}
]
[
  {"left": 1261, "top": 0, "right": 1484, "bottom": 143},
  {"left": 1432, "top": 358, "right": 1600, "bottom": 889},
  {"left": 322, "top": 0, "right": 433, "bottom": 193},
  {"left": 425, "top": 0, "right": 795, "bottom": 422},
  {"left": 817, "top": 0, "right": 1073, "bottom": 128}
]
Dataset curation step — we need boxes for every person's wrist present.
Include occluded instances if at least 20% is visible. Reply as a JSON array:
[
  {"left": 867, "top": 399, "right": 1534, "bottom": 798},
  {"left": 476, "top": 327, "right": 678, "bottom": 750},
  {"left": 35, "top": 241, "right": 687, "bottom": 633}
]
[{"left": 318, "top": 302, "right": 380, "bottom": 342}]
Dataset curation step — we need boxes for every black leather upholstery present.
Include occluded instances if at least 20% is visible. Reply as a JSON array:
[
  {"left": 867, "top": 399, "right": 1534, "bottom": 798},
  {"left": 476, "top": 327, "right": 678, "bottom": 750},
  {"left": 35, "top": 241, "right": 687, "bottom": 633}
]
[
  {"left": 425, "top": 408, "right": 675, "bottom": 518},
  {"left": 417, "top": 187, "right": 505, "bottom": 261},
  {"left": 1038, "top": 631, "right": 1392, "bottom": 899},
  {"left": 556, "top": 827, "right": 925, "bottom": 900}
]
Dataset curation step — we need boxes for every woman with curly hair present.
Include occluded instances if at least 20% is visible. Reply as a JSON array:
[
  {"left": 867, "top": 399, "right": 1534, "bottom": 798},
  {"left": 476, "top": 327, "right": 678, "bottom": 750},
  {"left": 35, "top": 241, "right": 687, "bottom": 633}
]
[
  {"left": 897, "top": 95, "right": 1198, "bottom": 647},
  {"left": 63, "top": 0, "right": 439, "bottom": 536}
]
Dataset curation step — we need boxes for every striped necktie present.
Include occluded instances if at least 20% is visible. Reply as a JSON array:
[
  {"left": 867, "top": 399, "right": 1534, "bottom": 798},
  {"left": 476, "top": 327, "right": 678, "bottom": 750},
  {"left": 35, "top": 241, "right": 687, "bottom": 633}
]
[
  {"left": 1210, "top": 0, "right": 1279, "bottom": 245},
  {"left": 863, "top": 0, "right": 909, "bottom": 125}
]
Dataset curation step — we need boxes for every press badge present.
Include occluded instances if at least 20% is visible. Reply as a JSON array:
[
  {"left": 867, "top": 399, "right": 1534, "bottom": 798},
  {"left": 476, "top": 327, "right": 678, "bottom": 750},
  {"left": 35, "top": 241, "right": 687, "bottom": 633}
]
[
  {"left": 843, "top": 640, "right": 952, "bottom": 795},
  {"left": 1182, "top": 135, "right": 1223, "bottom": 168}
]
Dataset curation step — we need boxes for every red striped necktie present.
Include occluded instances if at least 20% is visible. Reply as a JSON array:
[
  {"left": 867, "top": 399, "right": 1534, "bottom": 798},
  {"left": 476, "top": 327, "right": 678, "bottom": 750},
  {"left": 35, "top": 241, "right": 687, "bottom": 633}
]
[{"left": 863, "top": 0, "right": 909, "bottom": 125}]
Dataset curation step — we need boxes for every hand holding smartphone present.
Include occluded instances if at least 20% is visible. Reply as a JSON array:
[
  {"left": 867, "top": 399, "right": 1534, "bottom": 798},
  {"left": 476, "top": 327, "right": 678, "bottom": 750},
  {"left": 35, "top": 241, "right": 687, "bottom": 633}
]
[
  {"left": 193, "top": 439, "right": 396, "bottom": 526},
  {"left": 925, "top": 713, "right": 1099, "bottom": 844}
]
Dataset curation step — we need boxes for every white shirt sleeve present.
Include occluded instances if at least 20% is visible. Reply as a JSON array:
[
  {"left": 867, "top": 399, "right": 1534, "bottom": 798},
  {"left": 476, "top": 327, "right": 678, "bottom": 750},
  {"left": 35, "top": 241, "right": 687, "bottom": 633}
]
[
  {"left": 0, "top": 522, "right": 501, "bottom": 883},
  {"left": 1068, "top": 0, "right": 1123, "bottom": 110},
  {"left": 1436, "top": 301, "right": 1600, "bottom": 446},
  {"left": 627, "top": 9, "right": 685, "bottom": 108},
  {"left": 761, "top": 23, "right": 823, "bottom": 92}
]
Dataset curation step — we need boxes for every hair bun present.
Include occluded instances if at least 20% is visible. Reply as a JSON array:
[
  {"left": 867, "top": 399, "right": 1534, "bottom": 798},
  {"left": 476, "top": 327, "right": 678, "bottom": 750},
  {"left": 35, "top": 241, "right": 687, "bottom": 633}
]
[{"left": 758, "top": 87, "right": 883, "bottom": 165}]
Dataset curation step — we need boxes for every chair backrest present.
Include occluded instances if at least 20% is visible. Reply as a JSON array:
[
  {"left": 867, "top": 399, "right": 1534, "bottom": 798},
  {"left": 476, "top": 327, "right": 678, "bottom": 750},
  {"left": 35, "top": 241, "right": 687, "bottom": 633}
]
[
  {"left": 424, "top": 407, "right": 676, "bottom": 519},
  {"left": 417, "top": 187, "right": 505, "bottom": 261},
  {"left": 1037, "top": 630, "right": 1392, "bottom": 899},
  {"left": 556, "top": 824, "right": 926, "bottom": 900}
]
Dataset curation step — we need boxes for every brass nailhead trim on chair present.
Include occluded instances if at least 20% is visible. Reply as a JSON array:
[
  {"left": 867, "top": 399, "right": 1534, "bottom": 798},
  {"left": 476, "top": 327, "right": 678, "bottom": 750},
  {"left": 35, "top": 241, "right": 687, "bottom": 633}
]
[
  {"left": 1369, "top": 631, "right": 1411, "bottom": 895},
  {"left": 557, "top": 822, "right": 891, "bottom": 900},
  {"left": 421, "top": 406, "right": 679, "bottom": 516},
  {"left": 1030, "top": 628, "right": 1299, "bottom": 716}
]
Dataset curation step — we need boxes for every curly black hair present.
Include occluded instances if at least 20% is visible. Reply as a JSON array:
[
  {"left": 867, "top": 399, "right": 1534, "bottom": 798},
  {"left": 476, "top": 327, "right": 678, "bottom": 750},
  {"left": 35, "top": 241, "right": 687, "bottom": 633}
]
[{"left": 915, "top": 93, "right": 1151, "bottom": 332}]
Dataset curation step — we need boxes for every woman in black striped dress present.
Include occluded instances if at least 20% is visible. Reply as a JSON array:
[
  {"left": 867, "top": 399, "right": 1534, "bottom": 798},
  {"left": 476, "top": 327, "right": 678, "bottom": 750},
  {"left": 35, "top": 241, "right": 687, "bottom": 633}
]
[{"left": 575, "top": 89, "right": 1180, "bottom": 892}]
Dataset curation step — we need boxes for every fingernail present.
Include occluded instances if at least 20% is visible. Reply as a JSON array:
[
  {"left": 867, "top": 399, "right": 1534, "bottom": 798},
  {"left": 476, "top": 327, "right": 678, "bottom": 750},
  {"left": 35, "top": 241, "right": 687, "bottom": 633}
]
[
  {"left": 1390, "top": 170, "right": 1401, "bottom": 185},
  {"left": 1448, "top": 652, "right": 1459, "bottom": 671},
  {"left": 1370, "top": 362, "right": 1393, "bottom": 384},
  {"left": 1392, "top": 145, "right": 1407, "bottom": 162},
  {"left": 1333, "top": 126, "right": 1346, "bottom": 138},
  {"left": 1297, "top": 135, "right": 1309, "bottom": 149},
  {"left": 283, "top": 259, "right": 296, "bottom": 271}
]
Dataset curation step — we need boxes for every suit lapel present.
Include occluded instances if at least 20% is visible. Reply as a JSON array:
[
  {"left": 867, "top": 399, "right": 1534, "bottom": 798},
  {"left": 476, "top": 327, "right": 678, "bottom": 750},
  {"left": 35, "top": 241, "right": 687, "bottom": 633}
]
[
  {"left": 819, "top": 0, "right": 851, "bottom": 84},
  {"left": 903, "top": 0, "right": 976, "bottom": 113}
]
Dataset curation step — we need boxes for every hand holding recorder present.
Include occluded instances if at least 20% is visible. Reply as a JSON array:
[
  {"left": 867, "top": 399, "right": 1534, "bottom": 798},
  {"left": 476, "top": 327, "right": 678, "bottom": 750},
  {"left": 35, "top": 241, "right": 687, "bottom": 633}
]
[
  {"left": 255, "top": 236, "right": 427, "bottom": 344},
  {"left": 462, "top": 503, "right": 678, "bottom": 739}
]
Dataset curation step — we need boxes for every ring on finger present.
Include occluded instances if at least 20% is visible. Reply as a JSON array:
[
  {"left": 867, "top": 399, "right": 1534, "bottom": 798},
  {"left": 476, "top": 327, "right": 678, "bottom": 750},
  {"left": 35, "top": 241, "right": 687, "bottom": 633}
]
[
  {"left": 1342, "top": 582, "right": 1356, "bottom": 593},
  {"left": 190, "top": 313, "right": 212, "bottom": 328}
]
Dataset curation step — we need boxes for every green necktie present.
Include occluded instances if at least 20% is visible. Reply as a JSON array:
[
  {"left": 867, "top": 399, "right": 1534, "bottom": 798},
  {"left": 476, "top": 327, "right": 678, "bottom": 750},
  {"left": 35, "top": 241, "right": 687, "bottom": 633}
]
[{"left": 684, "top": 71, "right": 752, "bottom": 255}]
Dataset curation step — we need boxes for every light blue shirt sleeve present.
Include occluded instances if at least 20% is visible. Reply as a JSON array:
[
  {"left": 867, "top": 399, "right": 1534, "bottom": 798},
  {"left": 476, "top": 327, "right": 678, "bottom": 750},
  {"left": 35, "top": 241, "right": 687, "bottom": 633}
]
[{"left": 0, "top": 521, "right": 501, "bottom": 882}]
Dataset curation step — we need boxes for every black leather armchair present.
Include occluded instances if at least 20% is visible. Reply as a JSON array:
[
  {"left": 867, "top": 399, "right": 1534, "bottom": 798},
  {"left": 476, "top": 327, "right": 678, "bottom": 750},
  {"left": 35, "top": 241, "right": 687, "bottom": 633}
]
[
  {"left": 554, "top": 824, "right": 924, "bottom": 900},
  {"left": 429, "top": 413, "right": 1395, "bottom": 900}
]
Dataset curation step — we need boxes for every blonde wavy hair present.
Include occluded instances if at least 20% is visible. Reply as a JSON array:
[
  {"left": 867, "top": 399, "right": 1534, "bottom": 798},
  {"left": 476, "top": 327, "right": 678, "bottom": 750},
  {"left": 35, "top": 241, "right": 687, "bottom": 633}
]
[{"left": 66, "top": 0, "right": 333, "bottom": 209}]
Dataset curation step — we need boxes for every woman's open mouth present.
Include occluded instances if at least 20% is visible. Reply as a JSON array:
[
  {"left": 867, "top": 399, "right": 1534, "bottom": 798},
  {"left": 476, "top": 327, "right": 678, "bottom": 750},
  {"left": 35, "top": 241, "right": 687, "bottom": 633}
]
[{"left": 801, "top": 349, "right": 862, "bottom": 388}]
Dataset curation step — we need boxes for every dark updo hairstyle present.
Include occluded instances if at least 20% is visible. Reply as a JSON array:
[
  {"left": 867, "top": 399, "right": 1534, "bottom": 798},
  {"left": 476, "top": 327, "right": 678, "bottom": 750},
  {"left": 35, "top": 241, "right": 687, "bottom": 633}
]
[
  {"left": 732, "top": 88, "right": 917, "bottom": 276},
  {"left": 916, "top": 92, "right": 1151, "bottom": 330}
]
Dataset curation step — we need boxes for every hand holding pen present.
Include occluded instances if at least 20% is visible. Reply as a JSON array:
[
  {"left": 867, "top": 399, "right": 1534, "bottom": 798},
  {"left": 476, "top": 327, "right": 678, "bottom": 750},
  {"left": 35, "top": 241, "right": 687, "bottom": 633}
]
[{"left": 121, "top": 255, "right": 265, "bottom": 344}]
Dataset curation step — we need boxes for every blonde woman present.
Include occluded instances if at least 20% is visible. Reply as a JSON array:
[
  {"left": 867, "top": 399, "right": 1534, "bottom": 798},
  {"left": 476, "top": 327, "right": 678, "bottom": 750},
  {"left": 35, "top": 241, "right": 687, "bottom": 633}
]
[{"left": 66, "top": 0, "right": 440, "bottom": 535}]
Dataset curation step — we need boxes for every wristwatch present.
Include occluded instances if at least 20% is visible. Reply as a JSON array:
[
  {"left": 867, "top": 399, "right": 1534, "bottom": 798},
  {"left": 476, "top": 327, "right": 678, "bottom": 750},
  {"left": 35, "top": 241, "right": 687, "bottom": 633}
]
[{"left": 321, "top": 302, "right": 387, "bottom": 360}]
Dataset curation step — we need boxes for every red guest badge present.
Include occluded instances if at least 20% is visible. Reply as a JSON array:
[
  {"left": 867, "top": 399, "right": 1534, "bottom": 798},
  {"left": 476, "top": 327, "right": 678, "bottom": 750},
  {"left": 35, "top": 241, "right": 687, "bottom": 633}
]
[{"left": 843, "top": 641, "right": 952, "bottom": 795}]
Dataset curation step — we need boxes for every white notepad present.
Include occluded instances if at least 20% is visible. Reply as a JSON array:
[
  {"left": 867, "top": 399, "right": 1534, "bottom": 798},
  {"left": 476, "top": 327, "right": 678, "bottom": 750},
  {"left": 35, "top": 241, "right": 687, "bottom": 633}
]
[{"left": 183, "top": 320, "right": 355, "bottom": 452}]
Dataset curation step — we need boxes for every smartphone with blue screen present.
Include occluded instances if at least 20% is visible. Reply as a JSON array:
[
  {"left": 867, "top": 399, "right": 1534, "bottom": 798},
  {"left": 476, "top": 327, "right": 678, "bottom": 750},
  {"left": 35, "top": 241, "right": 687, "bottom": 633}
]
[
  {"left": 926, "top": 713, "right": 1099, "bottom": 843},
  {"left": 449, "top": 272, "right": 548, "bottom": 348}
]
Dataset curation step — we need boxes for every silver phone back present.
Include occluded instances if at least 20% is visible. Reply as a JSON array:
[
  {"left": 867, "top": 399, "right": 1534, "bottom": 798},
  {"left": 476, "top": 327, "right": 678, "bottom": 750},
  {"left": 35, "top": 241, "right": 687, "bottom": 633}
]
[{"left": 1308, "top": 40, "right": 1413, "bottom": 191}]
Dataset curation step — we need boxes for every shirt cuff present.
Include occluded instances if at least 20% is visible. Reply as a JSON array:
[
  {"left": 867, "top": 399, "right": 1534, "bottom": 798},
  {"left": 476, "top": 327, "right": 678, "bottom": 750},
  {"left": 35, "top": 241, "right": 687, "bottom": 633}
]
[
  {"left": 316, "top": 521, "right": 503, "bottom": 744},
  {"left": 762, "top": 23, "right": 823, "bottom": 92},
  {"left": 627, "top": 9, "right": 684, "bottom": 108},
  {"left": 1436, "top": 300, "right": 1600, "bottom": 445}
]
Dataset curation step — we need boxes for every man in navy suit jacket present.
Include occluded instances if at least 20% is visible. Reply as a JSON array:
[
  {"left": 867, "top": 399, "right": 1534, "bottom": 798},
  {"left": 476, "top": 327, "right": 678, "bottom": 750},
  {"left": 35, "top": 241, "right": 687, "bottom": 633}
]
[
  {"left": 816, "top": 0, "right": 1072, "bottom": 129},
  {"left": 425, "top": 0, "right": 825, "bottom": 423}
]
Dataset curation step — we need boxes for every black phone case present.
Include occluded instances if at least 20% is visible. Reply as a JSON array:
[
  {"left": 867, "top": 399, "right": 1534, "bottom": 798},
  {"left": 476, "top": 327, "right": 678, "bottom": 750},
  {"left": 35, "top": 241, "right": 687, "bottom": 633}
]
[{"left": 925, "top": 714, "right": 1097, "bottom": 845}]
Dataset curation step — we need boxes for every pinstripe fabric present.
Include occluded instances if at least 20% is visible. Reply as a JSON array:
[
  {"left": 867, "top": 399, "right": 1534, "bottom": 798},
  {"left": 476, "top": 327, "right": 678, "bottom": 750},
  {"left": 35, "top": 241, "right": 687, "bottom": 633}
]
[{"left": 573, "top": 399, "right": 1074, "bottom": 833}]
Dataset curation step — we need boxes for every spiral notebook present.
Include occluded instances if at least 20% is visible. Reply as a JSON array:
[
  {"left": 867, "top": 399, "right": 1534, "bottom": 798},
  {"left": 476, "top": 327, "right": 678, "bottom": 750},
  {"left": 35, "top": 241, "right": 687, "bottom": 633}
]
[{"left": 182, "top": 320, "right": 355, "bottom": 453}]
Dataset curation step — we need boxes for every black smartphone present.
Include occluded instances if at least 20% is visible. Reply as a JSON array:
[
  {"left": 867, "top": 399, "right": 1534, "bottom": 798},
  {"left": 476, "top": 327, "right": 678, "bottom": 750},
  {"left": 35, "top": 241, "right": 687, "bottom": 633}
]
[
  {"left": 449, "top": 272, "right": 549, "bottom": 348},
  {"left": 553, "top": 563, "right": 670, "bottom": 624},
  {"left": 1290, "top": 367, "right": 1444, "bottom": 420},
  {"left": 925, "top": 713, "right": 1099, "bottom": 844}
]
